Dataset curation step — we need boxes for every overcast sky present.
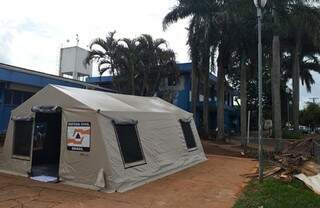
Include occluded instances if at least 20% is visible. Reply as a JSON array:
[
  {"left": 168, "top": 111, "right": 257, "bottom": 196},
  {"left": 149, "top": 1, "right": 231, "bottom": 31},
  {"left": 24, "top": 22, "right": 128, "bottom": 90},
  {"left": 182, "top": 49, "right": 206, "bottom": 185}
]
[{"left": 0, "top": 0, "right": 318, "bottom": 107}]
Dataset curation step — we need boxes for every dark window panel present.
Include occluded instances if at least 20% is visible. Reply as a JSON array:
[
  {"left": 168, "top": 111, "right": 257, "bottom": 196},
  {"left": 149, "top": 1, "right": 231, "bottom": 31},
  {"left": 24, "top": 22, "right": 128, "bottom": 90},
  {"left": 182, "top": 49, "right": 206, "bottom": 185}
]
[
  {"left": 114, "top": 123, "right": 145, "bottom": 167},
  {"left": 13, "top": 120, "right": 33, "bottom": 157},
  {"left": 180, "top": 120, "right": 197, "bottom": 150}
]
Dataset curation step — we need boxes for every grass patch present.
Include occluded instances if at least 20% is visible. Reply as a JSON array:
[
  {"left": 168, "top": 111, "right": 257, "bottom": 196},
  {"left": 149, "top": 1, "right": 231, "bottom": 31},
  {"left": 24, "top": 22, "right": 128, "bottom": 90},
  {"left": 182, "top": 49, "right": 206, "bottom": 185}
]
[{"left": 234, "top": 178, "right": 320, "bottom": 208}]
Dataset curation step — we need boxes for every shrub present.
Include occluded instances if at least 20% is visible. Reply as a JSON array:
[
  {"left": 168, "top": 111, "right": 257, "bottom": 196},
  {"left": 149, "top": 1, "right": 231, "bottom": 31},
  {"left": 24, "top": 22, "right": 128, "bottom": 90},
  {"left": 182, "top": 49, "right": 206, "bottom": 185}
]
[{"left": 282, "top": 128, "right": 303, "bottom": 140}]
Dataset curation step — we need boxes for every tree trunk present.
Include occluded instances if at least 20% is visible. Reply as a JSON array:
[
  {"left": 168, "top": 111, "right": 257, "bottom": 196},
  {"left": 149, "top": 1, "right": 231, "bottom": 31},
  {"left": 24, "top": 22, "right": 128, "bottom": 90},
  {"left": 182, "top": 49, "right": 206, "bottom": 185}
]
[
  {"left": 191, "top": 63, "right": 199, "bottom": 119},
  {"left": 292, "top": 32, "right": 302, "bottom": 133},
  {"left": 240, "top": 55, "right": 247, "bottom": 147},
  {"left": 202, "top": 51, "right": 210, "bottom": 138},
  {"left": 141, "top": 70, "right": 148, "bottom": 96},
  {"left": 271, "top": 6, "right": 282, "bottom": 152},
  {"left": 272, "top": 35, "right": 282, "bottom": 144},
  {"left": 217, "top": 53, "right": 226, "bottom": 141},
  {"left": 131, "top": 64, "right": 135, "bottom": 95}
]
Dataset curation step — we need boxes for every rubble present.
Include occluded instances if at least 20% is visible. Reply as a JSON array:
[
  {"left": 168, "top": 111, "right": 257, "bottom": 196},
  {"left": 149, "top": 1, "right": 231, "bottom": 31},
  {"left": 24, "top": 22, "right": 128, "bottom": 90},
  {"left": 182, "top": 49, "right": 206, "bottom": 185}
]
[
  {"left": 274, "top": 136, "right": 320, "bottom": 179},
  {"left": 247, "top": 136, "right": 320, "bottom": 181}
]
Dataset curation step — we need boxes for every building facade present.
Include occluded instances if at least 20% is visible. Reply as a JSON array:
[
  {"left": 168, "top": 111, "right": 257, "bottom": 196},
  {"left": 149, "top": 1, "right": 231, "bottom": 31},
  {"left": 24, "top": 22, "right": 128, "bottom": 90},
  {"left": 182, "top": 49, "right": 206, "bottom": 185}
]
[
  {"left": 0, "top": 62, "right": 239, "bottom": 134},
  {"left": 87, "top": 63, "right": 240, "bottom": 133},
  {"left": 0, "top": 63, "right": 111, "bottom": 134}
]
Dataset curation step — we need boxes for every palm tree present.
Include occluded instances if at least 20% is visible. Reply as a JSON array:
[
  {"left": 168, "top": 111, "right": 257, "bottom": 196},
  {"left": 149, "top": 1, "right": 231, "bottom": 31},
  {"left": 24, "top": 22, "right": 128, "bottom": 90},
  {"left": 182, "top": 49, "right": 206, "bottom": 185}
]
[
  {"left": 118, "top": 38, "right": 139, "bottom": 95},
  {"left": 163, "top": 0, "right": 209, "bottom": 123},
  {"left": 187, "top": 16, "right": 201, "bottom": 119},
  {"left": 271, "top": 1, "right": 283, "bottom": 143},
  {"left": 85, "top": 31, "right": 119, "bottom": 77},
  {"left": 86, "top": 32, "right": 178, "bottom": 95},
  {"left": 137, "top": 34, "right": 177, "bottom": 96},
  {"left": 163, "top": 0, "right": 226, "bottom": 138},
  {"left": 287, "top": 2, "right": 320, "bottom": 132}
]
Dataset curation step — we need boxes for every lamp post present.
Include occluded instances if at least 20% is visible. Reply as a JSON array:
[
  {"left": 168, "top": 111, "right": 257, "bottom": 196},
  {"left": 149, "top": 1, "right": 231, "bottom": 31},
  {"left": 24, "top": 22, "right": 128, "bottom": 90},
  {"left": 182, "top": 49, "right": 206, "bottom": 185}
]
[
  {"left": 286, "top": 87, "right": 292, "bottom": 126},
  {"left": 254, "top": 0, "right": 267, "bottom": 182}
]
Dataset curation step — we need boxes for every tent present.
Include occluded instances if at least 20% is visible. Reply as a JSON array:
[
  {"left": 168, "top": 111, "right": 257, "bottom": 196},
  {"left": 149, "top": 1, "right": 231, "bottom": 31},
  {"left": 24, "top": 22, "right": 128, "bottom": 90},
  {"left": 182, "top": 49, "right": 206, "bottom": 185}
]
[{"left": 0, "top": 85, "right": 206, "bottom": 192}]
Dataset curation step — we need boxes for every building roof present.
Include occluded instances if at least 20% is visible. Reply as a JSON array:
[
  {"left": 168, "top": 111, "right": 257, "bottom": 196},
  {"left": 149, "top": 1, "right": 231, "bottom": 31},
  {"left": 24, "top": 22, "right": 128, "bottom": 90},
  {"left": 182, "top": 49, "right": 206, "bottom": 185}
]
[
  {"left": 86, "top": 62, "right": 218, "bottom": 83},
  {"left": 0, "top": 63, "right": 114, "bottom": 92}
]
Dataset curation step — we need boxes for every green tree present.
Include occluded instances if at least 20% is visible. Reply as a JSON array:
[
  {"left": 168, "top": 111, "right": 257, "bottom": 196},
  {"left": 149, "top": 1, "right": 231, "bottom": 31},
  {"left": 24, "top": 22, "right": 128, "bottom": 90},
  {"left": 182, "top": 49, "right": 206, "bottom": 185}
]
[
  {"left": 117, "top": 38, "right": 139, "bottom": 95},
  {"left": 300, "top": 102, "right": 320, "bottom": 130},
  {"left": 163, "top": 0, "right": 221, "bottom": 137},
  {"left": 136, "top": 34, "right": 178, "bottom": 96},
  {"left": 287, "top": 2, "right": 320, "bottom": 132},
  {"left": 85, "top": 31, "right": 119, "bottom": 78},
  {"left": 86, "top": 32, "right": 178, "bottom": 96}
]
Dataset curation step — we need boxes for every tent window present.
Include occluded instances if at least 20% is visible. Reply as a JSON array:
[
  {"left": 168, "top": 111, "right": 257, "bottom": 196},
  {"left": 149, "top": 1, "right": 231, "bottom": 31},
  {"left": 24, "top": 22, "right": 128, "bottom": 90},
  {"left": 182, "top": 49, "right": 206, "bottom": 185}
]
[
  {"left": 114, "top": 123, "right": 146, "bottom": 168},
  {"left": 180, "top": 120, "right": 197, "bottom": 150},
  {"left": 12, "top": 120, "right": 33, "bottom": 158}
]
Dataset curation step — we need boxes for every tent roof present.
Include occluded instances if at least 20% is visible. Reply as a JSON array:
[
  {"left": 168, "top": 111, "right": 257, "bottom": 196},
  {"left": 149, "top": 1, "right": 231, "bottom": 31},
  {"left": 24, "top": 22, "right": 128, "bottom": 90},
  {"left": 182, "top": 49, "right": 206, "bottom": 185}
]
[{"left": 52, "top": 85, "right": 191, "bottom": 114}]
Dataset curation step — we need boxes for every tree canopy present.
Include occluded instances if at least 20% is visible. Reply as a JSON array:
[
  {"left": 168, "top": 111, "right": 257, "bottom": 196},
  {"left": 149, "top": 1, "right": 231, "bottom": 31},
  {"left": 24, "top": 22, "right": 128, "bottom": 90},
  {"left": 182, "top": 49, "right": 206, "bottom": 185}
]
[
  {"left": 300, "top": 102, "right": 320, "bottom": 129},
  {"left": 85, "top": 32, "right": 179, "bottom": 96}
]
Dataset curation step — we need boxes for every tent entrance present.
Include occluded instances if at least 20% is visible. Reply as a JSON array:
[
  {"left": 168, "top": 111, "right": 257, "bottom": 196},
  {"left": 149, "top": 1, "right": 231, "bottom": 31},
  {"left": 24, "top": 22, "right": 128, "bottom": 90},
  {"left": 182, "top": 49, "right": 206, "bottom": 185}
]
[{"left": 31, "top": 111, "right": 62, "bottom": 178}]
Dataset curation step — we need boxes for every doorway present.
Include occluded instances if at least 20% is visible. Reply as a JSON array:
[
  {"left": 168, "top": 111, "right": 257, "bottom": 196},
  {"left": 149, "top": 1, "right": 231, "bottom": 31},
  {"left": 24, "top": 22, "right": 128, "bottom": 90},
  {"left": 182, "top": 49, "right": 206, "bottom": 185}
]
[{"left": 31, "top": 112, "right": 62, "bottom": 177}]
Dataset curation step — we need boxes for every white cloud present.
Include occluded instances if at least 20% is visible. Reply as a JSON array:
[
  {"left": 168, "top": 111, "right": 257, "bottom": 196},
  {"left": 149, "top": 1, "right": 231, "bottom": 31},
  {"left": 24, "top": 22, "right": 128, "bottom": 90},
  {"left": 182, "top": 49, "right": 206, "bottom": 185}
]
[
  {"left": 0, "top": 0, "right": 189, "bottom": 76},
  {"left": 2, "top": 0, "right": 318, "bottom": 105}
]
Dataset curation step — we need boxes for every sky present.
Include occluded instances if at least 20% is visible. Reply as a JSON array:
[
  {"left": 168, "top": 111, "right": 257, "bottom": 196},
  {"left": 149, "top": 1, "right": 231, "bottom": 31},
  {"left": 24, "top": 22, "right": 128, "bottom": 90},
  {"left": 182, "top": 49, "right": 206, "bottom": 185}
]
[{"left": 0, "top": 0, "right": 319, "bottom": 107}]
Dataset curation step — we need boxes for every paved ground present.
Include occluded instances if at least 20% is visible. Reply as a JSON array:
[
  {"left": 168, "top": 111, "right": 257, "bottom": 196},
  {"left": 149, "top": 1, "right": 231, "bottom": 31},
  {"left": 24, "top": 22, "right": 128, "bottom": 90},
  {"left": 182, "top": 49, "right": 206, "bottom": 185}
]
[{"left": 0, "top": 154, "right": 257, "bottom": 208}]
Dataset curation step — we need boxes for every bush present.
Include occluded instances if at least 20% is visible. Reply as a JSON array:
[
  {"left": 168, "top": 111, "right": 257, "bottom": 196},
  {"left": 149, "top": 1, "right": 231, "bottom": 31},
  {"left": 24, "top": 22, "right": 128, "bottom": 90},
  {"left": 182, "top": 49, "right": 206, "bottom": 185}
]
[{"left": 282, "top": 128, "right": 303, "bottom": 140}]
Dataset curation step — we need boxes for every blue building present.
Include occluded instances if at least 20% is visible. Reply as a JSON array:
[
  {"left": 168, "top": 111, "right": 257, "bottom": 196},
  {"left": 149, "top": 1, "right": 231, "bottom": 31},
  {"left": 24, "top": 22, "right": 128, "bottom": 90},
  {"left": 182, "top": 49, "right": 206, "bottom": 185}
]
[
  {"left": 0, "top": 63, "right": 111, "bottom": 134},
  {"left": 87, "top": 63, "right": 240, "bottom": 133}
]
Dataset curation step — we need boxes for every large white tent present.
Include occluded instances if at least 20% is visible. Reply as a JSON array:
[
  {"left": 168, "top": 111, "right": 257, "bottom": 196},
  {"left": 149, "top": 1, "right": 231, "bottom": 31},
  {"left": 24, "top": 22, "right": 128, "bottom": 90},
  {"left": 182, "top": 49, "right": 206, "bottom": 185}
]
[{"left": 0, "top": 85, "right": 206, "bottom": 192}]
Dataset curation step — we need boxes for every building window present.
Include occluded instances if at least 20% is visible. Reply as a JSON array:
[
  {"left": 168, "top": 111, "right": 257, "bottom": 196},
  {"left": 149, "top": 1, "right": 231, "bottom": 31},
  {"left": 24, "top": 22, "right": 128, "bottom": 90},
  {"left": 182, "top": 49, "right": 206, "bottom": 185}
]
[
  {"left": 23, "top": 92, "right": 33, "bottom": 102},
  {"left": 180, "top": 120, "right": 197, "bottom": 150},
  {"left": 4, "top": 90, "right": 12, "bottom": 105},
  {"left": 4, "top": 90, "right": 26, "bottom": 105},
  {"left": 12, "top": 120, "right": 33, "bottom": 158},
  {"left": 113, "top": 123, "right": 146, "bottom": 168},
  {"left": 12, "top": 91, "right": 23, "bottom": 105},
  {"left": 167, "top": 76, "right": 177, "bottom": 86}
]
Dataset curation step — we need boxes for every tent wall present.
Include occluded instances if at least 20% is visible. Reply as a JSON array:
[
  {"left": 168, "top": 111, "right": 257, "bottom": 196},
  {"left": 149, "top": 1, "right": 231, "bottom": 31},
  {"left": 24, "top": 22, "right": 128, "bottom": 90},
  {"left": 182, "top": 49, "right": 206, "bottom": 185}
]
[
  {"left": 0, "top": 117, "right": 32, "bottom": 175},
  {"left": 0, "top": 110, "right": 113, "bottom": 189},
  {"left": 98, "top": 111, "right": 205, "bottom": 192},
  {"left": 59, "top": 110, "right": 112, "bottom": 189},
  {"left": 0, "top": 85, "right": 207, "bottom": 192},
  {"left": 0, "top": 86, "right": 113, "bottom": 188}
]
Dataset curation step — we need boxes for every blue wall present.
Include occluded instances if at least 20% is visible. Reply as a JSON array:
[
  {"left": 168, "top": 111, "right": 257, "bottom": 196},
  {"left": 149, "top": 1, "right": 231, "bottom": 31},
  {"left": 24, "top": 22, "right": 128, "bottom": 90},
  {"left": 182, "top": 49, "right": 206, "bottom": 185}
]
[
  {"left": 174, "top": 73, "right": 191, "bottom": 112},
  {"left": 0, "top": 65, "right": 97, "bottom": 134},
  {"left": 170, "top": 64, "right": 240, "bottom": 133}
]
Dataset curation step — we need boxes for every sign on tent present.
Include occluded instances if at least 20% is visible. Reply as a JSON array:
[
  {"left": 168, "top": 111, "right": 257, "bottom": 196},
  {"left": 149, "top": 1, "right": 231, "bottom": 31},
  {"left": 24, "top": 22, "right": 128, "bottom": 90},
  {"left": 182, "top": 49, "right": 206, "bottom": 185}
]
[{"left": 67, "top": 122, "right": 91, "bottom": 152}]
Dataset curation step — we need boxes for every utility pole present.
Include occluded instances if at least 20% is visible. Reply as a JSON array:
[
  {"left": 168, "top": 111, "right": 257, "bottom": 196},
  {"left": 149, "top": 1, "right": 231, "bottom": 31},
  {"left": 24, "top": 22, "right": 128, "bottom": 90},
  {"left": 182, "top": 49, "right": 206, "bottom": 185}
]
[{"left": 309, "top": 97, "right": 319, "bottom": 104}]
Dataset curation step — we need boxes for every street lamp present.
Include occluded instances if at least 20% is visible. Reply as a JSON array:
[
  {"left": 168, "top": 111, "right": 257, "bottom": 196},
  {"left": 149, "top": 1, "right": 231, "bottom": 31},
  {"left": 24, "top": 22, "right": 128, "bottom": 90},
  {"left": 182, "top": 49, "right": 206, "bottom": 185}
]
[
  {"left": 286, "top": 87, "right": 292, "bottom": 126},
  {"left": 254, "top": 0, "right": 267, "bottom": 182}
]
